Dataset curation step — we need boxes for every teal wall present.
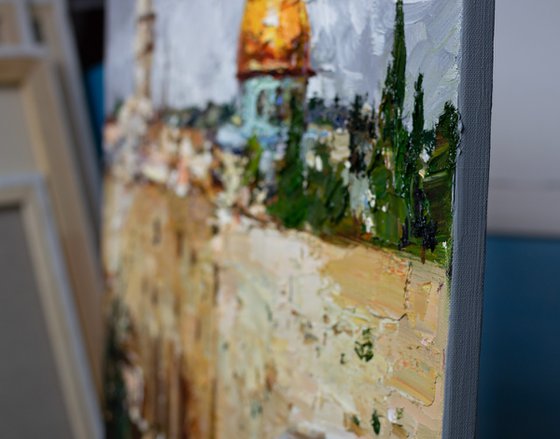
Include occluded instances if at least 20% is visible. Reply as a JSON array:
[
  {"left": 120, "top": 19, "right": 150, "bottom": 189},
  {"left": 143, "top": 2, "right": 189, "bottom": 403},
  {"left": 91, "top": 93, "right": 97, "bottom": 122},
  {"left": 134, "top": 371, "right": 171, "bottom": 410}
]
[
  {"left": 84, "top": 64, "right": 104, "bottom": 165},
  {"left": 477, "top": 236, "right": 560, "bottom": 438}
]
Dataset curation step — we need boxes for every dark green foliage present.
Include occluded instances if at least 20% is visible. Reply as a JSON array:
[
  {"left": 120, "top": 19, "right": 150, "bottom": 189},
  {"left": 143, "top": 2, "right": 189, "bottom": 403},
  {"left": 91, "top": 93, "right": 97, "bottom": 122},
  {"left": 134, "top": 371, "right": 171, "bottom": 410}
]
[
  {"left": 424, "top": 102, "right": 460, "bottom": 245},
  {"left": 267, "top": 93, "right": 308, "bottom": 228},
  {"left": 371, "top": 410, "right": 382, "bottom": 435},
  {"left": 406, "top": 75, "right": 437, "bottom": 255},
  {"left": 270, "top": 89, "right": 350, "bottom": 233},
  {"left": 389, "top": 0, "right": 410, "bottom": 198},
  {"left": 408, "top": 74, "right": 426, "bottom": 185},
  {"left": 243, "top": 135, "right": 263, "bottom": 187},
  {"left": 392, "top": 0, "right": 406, "bottom": 112},
  {"left": 306, "top": 141, "right": 349, "bottom": 232},
  {"left": 263, "top": 0, "right": 459, "bottom": 262},
  {"left": 348, "top": 94, "right": 365, "bottom": 173},
  {"left": 104, "top": 302, "right": 135, "bottom": 439},
  {"left": 362, "top": 0, "right": 458, "bottom": 257},
  {"left": 379, "top": 0, "right": 406, "bottom": 129},
  {"left": 354, "top": 339, "right": 374, "bottom": 362},
  {"left": 429, "top": 102, "right": 460, "bottom": 172},
  {"left": 354, "top": 328, "right": 374, "bottom": 362},
  {"left": 377, "top": 0, "right": 407, "bottom": 151},
  {"left": 307, "top": 95, "right": 330, "bottom": 126},
  {"left": 163, "top": 102, "right": 235, "bottom": 130},
  {"left": 308, "top": 94, "right": 348, "bottom": 129},
  {"left": 364, "top": 0, "right": 410, "bottom": 247},
  {"left": 348, "top": 95, "right": 375, "bottom": 175}
]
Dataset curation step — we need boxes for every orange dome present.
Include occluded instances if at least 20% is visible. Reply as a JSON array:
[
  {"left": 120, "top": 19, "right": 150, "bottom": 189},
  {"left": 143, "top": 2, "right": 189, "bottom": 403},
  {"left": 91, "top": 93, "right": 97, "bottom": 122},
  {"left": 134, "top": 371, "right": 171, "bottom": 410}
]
[{"left": 237, "top": 0, "right": 313, "bottom": 80}]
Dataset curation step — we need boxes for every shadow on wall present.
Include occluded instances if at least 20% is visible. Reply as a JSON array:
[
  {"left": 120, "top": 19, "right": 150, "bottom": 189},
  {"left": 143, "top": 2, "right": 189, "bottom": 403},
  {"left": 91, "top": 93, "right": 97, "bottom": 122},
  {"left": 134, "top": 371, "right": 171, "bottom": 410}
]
[{"left": 477, "top": 236, "right": 560, "bottom": 438}]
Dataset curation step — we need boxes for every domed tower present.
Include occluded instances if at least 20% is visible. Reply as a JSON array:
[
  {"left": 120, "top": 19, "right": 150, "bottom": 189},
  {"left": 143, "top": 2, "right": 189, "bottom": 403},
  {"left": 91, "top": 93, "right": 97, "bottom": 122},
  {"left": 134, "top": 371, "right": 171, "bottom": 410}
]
[{"left": 236, "top": 0, "right": 313, "bottom": 145}]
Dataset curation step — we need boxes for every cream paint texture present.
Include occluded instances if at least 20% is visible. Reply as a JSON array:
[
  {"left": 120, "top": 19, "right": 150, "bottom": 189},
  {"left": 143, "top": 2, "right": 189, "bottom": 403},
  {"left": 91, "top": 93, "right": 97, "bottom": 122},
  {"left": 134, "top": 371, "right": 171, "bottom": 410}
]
[
  {"left": 214, "top": 226, "right": 449, "bottom": 438},
  {"left": 106, "top": 0, "right": 461, "bottom": 128},
  {"left": 104, "top": 181, "right": 450, "bottom": 438}
]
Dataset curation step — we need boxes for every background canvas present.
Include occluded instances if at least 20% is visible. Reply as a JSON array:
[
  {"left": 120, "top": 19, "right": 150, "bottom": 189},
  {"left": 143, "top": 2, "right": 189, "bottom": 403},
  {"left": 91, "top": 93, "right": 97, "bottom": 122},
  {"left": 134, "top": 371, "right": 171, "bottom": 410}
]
[{"left": 106, "top": 0, "right": 461, "bottom": 129}]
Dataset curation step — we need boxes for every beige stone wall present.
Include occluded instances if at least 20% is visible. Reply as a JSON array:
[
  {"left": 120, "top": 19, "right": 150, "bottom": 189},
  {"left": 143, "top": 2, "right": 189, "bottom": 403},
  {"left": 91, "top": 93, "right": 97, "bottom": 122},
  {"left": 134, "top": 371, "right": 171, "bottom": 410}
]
[
  {"left": 104, "top": 180, "right": 218, "bottom": 437},
  {"left": 104, "top": 176, "right": 449, "bottom": 438}
]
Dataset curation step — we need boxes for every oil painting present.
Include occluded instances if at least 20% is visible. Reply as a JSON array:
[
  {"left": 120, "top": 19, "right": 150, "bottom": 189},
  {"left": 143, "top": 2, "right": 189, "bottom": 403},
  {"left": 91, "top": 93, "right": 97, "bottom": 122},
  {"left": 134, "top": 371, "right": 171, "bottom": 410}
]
[{"left": 103, "top": 0, "right": 465, "bottom": 437}]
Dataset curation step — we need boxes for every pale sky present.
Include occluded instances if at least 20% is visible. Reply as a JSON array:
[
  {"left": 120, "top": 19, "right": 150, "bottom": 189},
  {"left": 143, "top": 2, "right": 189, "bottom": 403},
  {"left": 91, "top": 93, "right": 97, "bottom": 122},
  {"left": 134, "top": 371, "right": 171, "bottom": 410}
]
[{"left": 107, "top": 0, "right": 462, "bottom": 128}]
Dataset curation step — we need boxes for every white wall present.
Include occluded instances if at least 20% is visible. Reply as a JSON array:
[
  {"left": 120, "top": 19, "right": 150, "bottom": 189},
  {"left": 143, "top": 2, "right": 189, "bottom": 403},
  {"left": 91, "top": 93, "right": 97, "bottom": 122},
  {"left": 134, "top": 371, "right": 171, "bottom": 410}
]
[{"left": 487, "top": 0, "right": 560, "bottom": 236}]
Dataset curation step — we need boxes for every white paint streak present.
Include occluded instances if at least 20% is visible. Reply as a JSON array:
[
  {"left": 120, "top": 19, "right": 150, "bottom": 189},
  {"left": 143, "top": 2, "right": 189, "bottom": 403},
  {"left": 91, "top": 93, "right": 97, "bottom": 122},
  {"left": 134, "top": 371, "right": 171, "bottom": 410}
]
[
  {"left": 106, "top": 0, "right": 462, "bottom": 128},
  {"left": 105, "top": 0, "right": 136, "bottom": 112}
]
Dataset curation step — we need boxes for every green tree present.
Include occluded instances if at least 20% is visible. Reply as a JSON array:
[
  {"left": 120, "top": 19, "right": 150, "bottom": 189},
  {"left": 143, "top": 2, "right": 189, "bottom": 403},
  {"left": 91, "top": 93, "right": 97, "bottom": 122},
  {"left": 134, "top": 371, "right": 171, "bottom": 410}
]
[
  {"left": 267, "top": 93, "right": 308, "bottom": 229},
  {"left": 405, "top": 74, "right": 435, "bottom": 252},
  {"left": 306, "top": 141, "right": 349, "bottom": 232},
  {"left": 243, "top": 135, "right": 263, "bottom": 188},
  {"left": 348, "top": 95, "right": 371, "bottom": 175},
  {"left": 376, "top": 0, "right": 407, "bottom": 165},
  {"left": 424, "top": 102, "right": 460, "bottom": 246},
  {"left": 367, "top": 0, "right": 408, "bottom": 245},
  {"left": 390, "top": 0, "right": 409, "bottom": 197}
]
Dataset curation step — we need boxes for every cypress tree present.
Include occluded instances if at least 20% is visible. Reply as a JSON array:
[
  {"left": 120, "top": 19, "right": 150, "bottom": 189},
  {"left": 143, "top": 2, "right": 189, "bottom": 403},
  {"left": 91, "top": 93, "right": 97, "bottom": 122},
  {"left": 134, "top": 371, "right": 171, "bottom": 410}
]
[
  {"left": 410, "top": 75, "right": 425, "bottom": 165},
  {"left": 392, "top": 0, "right": 407, "bottom": 113},
  {"left": 407, "top": 74, "right": 431, "bottom": 241},
  {"left": 368, "top": 0, "right": 409, "bottom": 245},
  {"left": 267, "top": 92, "right": 308, "bottom": 229},
  {"left": 391, "top": 0, "right": 410, "bottom": 197},
  {"left": 348, "top": 94, "right": 370, "bottom": 175},
  {"left": 377, "top": 0, "right": 407, "bottom": 148}
]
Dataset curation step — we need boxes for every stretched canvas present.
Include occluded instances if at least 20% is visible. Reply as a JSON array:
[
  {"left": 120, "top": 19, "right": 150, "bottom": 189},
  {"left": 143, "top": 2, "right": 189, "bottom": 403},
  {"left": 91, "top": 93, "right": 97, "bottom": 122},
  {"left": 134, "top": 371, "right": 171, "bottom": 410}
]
[{"left": 103, "top": 0, "right": 493, "bottom": 438}]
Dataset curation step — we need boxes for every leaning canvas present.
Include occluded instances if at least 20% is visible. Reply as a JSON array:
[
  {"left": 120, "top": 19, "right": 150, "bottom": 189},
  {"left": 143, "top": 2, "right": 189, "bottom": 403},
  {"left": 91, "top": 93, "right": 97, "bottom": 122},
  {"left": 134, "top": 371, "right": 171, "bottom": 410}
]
[{"left": 103, "top": 1, "right": 493, "bottom": 438}]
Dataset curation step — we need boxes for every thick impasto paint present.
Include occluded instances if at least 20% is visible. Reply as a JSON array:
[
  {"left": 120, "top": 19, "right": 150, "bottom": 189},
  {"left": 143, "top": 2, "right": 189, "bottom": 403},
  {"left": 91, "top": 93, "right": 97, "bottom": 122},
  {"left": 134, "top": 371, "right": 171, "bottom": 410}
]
[{"left": 104, "top": 0, "right": 463, "bottom": 437}]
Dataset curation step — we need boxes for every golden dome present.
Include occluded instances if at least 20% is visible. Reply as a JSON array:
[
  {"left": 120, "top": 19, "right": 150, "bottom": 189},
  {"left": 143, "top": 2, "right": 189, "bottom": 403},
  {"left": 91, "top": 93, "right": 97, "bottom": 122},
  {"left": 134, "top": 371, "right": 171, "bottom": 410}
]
[{"left": 237, "top": 0, "right": 313, "bottom": 80}]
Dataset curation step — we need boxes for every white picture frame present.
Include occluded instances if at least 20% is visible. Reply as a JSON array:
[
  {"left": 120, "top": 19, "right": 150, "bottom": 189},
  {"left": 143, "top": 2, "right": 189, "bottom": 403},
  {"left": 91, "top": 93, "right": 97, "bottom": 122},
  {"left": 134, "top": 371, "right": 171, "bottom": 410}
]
[
  {"left": 0, "top": 173, "right": 102, "bottom": 439},
  {"left": 0, "top": 50, "right": 103, "bottom": 389}
]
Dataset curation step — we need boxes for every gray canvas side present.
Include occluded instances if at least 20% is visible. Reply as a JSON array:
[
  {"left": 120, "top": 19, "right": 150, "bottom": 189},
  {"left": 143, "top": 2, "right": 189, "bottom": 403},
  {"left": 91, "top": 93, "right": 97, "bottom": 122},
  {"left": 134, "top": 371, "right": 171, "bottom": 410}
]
[{"left": 442, "top": 1, "right": 495, "bottom": 438}]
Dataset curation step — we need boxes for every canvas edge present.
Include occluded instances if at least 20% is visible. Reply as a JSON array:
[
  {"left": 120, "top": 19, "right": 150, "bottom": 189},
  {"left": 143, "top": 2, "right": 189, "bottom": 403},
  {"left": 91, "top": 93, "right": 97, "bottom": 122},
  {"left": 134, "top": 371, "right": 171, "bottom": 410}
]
[
  {"left": 442, "top": 1, "right": 495, "bottom": 438},
  {"left": 0, "top": 173, "right": 104, "bottom": 439}
]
